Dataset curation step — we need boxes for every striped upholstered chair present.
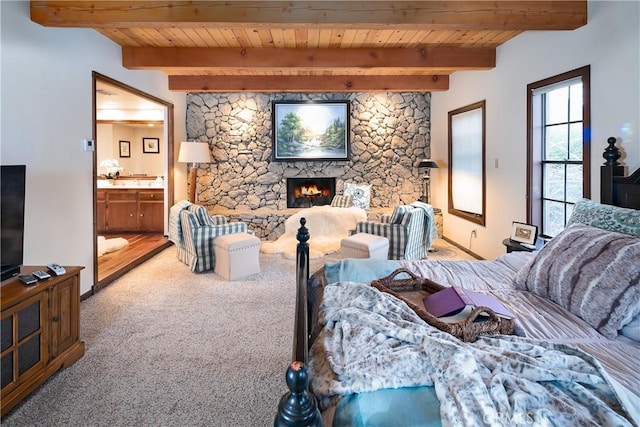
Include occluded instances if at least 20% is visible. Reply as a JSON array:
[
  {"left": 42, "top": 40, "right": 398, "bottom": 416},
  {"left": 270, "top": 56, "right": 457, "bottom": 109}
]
[
  {"left": 353, "top": 205, "right": 427, "bottom": 260},
  {"left": 169, "top": 201, "right": 249, "bottom": 273}
]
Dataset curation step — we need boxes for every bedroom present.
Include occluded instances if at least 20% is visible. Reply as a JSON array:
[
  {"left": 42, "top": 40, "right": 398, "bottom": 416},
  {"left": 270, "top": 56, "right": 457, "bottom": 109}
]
[{"left": 1, "top": 0, "right": 639, "bottom": 423}]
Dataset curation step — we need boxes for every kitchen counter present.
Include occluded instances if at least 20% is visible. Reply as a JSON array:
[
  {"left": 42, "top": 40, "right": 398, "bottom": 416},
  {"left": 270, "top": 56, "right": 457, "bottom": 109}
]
[{"left": 98, "top": 180, "right": 164, "bottom": 189}]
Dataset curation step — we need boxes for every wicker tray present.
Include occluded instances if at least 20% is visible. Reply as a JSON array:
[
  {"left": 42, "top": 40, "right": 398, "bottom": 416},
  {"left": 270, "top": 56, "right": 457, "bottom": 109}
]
[{"left": 370, "top": 268, "right": 514, "bottom": 342}]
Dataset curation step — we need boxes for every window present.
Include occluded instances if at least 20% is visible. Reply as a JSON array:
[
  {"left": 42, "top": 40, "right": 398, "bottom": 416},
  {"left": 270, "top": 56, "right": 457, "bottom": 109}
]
[
  {"left": 448, "top": 100, "right": 486, "bottom": 226},
  {"left": 527, "top": 66, "right": 590, "bottom": 238}
]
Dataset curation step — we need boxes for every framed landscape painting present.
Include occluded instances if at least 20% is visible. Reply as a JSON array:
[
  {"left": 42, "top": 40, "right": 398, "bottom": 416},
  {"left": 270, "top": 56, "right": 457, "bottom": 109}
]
[{"left": 272, "top": 100, "right": 350, "bottom": 161}]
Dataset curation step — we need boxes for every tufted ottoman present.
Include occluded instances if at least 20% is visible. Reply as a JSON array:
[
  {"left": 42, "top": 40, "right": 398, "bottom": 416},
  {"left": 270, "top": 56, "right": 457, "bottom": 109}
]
[
  {"left": 341, "top": 233, "right": 389, "bottom": 260},
  {"left": 214, "top": 232, "right": 261, "bottom": 280}
]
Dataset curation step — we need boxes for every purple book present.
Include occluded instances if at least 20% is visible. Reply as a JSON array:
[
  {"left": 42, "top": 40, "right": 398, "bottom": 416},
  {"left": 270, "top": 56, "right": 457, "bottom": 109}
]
[{"left": 423, "top": 286, "right": 514, "bottom": 319}]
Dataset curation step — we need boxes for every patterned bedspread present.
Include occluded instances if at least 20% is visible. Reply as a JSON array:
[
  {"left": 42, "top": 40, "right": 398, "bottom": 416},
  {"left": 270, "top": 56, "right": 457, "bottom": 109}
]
[{"left": 309, "top": 281, "right": 635, "bottom": 427}]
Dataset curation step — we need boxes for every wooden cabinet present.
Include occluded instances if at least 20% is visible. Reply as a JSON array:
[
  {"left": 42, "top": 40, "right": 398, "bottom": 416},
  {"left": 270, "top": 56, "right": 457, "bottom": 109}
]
[
  {"left": 138, "top": 191, "right": 164, "bottom": 232},
  {"left": 1, "top": 266, "right": 84, "bottom": 417},
  {"left": 97, "top": 190, "right": 106, "bottom": 233},
  {"left": 98, "top": 189, "right": 164, "bottom": 233},
  {"left": 106, "top": 191, "right": 138, "bottom": 231}
]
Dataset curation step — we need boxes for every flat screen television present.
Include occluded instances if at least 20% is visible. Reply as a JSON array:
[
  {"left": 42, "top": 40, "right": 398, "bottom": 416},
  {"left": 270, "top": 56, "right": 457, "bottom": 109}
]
[{"left": 1, "top": 165, "right": 26, "bottom": 281}]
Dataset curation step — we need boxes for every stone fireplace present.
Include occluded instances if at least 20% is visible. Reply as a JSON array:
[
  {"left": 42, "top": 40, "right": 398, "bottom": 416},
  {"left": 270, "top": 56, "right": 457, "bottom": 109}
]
[{"left": 286, "top": 177, "right": 336, "bottom": 208}]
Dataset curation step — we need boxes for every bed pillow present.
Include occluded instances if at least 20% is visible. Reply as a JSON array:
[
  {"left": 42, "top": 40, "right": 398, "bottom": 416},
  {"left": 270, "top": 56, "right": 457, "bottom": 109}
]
[
  {"left": 567, "top": 198, "right": 640, "bottom": 237},
  {"left": 343, "top": 182, "right": 371, "bottom": 210},
  {"left": 621, "top": 316, "right": 640, "bottom": 342},
  {"left": 513, "top": 223, "right": 640, "bottom": 339},
  {"left": 330, "top": 194, "right": 353, "bottom": 208}
]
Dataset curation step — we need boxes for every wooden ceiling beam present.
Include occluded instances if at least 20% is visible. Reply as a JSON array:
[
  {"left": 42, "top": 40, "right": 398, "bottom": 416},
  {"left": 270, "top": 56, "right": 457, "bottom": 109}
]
[
  {"left": 123, "top": 46, "right": 495, "bottom": 71},
  {"left": 31, "top": 1, "right": 587, "bottom": 31},
  {"left": 168, "top": 74, "right": 450, "bottom": 93}
]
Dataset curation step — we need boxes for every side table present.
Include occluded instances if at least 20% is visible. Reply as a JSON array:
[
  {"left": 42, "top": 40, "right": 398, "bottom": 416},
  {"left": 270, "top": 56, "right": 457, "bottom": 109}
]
[{"left": 502, "top": 238, "right": 543, "bottom": 253}]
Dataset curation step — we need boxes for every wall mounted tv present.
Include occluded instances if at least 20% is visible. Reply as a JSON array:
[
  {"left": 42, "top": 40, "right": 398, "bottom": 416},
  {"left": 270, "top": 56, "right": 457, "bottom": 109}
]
[{"left": 1, "top": 165, "right": 26, "bottom": 281}]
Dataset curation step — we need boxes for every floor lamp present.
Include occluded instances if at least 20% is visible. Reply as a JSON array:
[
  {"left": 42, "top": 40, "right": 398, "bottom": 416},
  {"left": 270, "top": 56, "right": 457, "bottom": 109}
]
[
  {"left": 178, "top": 141, "right": 211, "bottom": 203},
  {"left": 417, "top": 159, "right": 439, "bottom": 204}
]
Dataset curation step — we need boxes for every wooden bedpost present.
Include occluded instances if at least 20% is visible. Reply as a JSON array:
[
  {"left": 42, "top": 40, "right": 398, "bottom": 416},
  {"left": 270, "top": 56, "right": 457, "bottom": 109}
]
[
  {"left": 601, "top": 137, "right": 625, "bottom": 205},
  {"left": 274, "top": 218, "right": 322, "bottom": 427}
]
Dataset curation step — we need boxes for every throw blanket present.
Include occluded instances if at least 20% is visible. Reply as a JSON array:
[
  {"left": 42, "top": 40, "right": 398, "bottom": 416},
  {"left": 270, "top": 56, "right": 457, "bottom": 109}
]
[
  {"left": 409, "top": 200, "right": 439, "bottom": 251},
  {"left": 261, "top": 205, "right": 367, "bottom": 259},
  {"left": 168, "top": 200, "right": 192, "bottom": 245},
  {"left": 309, "top": 282, "right": 633, "bottom": 427}
]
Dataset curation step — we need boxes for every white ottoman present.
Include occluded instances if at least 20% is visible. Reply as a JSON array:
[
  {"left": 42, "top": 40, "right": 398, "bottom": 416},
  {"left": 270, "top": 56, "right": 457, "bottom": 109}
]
[
  {"left": 341, "top": 233, "right": 389, "bottom": 260},
  {"left": 214, "top": 233, "right": 261, "bottom": 280}
]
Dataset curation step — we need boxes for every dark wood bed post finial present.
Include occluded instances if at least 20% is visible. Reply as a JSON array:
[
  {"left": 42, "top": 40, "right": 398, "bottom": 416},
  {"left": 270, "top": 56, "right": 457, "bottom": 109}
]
[
  {"left": 603, "top": 137, "right": 622, "bottom": 166},
  {"left": 274, "top": 361, "right": 322, "bottom": 427},
  {"left": 601, "top": 137, "right": 626, "bottom": 205},
  {"left": 274, "top": 218, "right": 322, "bottom": 427}
]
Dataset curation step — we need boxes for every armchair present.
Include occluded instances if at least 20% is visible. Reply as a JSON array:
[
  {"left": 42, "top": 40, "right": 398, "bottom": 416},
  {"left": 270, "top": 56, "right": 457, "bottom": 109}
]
[
  {"left": 353, "top": 202, "right": 437, "bottom": 260},
  {"left": 169, "top": 201, "right": 249, "bottom": 272}
]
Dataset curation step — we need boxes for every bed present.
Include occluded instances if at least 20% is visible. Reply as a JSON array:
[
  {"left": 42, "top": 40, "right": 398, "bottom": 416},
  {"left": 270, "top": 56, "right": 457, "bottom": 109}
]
[{"left": 274, "top": 140, "right": 640, "bottom": 427}]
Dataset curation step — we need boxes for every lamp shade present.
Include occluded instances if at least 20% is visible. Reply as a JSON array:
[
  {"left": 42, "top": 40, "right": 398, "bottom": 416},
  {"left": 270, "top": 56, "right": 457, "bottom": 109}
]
[
  {"left": 417, "top": 159, "right": 439, "bottom": 169},
  {"left": 178, "top": 141, "right": 211, "bottom": 163}
]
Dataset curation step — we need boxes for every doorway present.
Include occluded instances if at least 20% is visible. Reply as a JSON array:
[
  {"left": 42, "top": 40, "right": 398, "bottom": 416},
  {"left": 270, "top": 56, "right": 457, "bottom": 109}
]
[{"left": 92, "top": 72, "right": 175, "bottom": 292}]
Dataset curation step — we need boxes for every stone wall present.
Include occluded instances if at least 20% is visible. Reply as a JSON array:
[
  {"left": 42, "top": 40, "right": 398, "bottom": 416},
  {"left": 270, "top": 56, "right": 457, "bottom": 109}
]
[{"left": 186, "top": 92, "right": 431, "bottom": 238}]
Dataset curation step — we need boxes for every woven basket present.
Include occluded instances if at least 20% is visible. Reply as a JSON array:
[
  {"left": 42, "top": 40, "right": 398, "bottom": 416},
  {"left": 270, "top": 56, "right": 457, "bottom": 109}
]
[{"left": 370, "top": 268, "right": 514, "bottom": 342}]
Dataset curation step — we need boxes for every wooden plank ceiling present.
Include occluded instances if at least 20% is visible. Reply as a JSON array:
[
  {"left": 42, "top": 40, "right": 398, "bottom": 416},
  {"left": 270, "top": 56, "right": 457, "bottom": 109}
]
[{"left": 30, "top": 1, "right": 587, "bottom": 93}]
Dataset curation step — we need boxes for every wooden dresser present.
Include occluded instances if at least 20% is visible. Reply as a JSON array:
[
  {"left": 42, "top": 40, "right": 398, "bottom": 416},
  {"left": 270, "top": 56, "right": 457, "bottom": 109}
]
[{"left": 1, "top": 266, "right": 85, "bottom": 417}]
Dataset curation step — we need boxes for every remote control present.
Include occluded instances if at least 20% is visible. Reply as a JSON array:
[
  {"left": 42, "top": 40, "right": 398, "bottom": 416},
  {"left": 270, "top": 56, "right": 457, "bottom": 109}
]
[
  {"left": 33, "top": 270, "right": 51, "bottom": 280},
  {"left": 18, "top": 274, "right": 38, "bottom": 285},
  {"left": 46, "top": 263, "right": 66, "bottom": 276}
]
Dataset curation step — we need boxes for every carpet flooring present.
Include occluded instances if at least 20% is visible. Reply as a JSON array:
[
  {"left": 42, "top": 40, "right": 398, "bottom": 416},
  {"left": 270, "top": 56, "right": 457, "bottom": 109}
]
[{"left": 2, "top": 239, "right": 474, "bottom": 426}]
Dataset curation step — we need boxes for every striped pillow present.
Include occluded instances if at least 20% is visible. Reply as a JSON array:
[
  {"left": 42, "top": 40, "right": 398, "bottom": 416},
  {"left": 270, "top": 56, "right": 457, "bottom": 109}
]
[
  {"left": 514, "top": 223, "right": 640, "bottom": 338},
  {"left": 331, "top": 195, "right": 353, "bottom": 208}
]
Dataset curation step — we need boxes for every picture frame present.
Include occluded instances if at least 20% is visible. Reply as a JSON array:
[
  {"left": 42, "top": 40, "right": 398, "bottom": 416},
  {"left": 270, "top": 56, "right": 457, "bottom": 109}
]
[
  {"left": 272, "top": 100, "right": 350, "bottom": 161},
  {"left": 142, "top": 137, "right": 160, "bottom": 154},
  {"left": 510, "top": 221, "right": 538, "bottom": 245},
  {"left": 119, "top": 140, "right": 130, "bottom": 158}
]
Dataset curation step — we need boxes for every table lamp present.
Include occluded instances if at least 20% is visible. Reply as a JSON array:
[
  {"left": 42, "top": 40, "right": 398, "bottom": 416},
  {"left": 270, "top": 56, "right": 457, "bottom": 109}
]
[
  {"left": 417, "top": 159, "right": 439, "bottom": 204},
  {"left": 178, "top": 141, "right": 211, "bottom": 203}
]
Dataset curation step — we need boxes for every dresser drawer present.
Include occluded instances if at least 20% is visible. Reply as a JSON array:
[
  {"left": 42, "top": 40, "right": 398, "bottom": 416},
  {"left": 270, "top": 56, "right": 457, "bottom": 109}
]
[
  {"left": 107, "top": 191, "right": 137, "bottom": 201},
  {"left": 139, "top": 191, "right": 163, "bottom": 201}
]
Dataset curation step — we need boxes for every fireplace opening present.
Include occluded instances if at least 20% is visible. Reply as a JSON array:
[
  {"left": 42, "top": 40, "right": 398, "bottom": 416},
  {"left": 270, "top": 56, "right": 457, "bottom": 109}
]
[{"left": 287, "top": 178, "right": 336, "bottom": 208}]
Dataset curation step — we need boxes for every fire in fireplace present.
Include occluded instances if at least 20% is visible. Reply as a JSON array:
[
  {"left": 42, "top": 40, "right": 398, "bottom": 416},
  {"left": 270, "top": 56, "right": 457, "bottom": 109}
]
[{"left": 287, "top": 177, "right": 336, "bottom": 208}]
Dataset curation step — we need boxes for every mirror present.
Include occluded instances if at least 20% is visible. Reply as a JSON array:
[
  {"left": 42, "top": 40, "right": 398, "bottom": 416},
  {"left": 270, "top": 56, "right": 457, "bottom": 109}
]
[
  {"left": 448, "top": 100, "right": 486, "bottom": 226},
  {"left": 97, "top": 122, "right": 164, "bottom": 179}
]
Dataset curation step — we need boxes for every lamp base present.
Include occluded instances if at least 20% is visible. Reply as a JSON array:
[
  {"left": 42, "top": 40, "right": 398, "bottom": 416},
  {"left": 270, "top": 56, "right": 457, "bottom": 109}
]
[{"left": 188, "top": 166, "right": 197, "bottom": 203}]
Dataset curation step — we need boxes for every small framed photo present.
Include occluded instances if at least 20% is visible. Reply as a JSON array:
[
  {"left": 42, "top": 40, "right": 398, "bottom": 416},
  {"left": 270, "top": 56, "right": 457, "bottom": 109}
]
[
  {"left": 143, "top": 137, "right": 160, "bottom": 154},
  {"left": 119, "top": 140, "right": 130, "bottom": 158},
  {"left": 510, "top": 222, "right": 538, "bottom": 245}
]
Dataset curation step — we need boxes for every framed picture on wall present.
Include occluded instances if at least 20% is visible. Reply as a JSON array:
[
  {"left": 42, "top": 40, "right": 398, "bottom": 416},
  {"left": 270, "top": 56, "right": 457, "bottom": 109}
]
[
  {"left": 143, "top": 137, "right": 160, "bottom": 154},
  {"left": 119, "top": 140, "right": 130, "bottom": 158},
  {"left": 272, "top": 100, "right": 350, "bottom": 161}
]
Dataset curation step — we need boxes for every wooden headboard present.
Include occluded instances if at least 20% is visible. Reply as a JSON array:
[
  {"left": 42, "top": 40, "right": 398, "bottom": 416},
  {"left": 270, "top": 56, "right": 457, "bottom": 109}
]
[{"left": 601, "top": 137, "right": 640, "bottom": 209}]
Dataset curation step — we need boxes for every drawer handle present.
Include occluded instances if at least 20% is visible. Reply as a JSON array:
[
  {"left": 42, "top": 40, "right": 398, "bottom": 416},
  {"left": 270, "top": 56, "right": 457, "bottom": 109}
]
[{"left": 52, "top": 316, "right": 60, "bottom": 322}]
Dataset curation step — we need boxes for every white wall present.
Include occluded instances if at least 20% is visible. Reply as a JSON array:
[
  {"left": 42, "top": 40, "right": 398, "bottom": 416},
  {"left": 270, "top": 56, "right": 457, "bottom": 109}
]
[
  {"left": 1, "top": 1, "right": 187, "bottom": 295},
  {"left": 430, "top": 0, "right": 640, "bottom": 260}
]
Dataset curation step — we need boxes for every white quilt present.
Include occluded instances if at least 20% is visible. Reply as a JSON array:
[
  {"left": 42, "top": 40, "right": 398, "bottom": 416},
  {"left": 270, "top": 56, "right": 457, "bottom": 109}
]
[{"left": 309, "top": 281, "right": 635, "bottom": 427}]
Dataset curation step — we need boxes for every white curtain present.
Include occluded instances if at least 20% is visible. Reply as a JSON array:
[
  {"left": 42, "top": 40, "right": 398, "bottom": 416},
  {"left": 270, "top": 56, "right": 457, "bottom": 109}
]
[{"left": 451, "top": 108, "right": 483, "bottom": 215}]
